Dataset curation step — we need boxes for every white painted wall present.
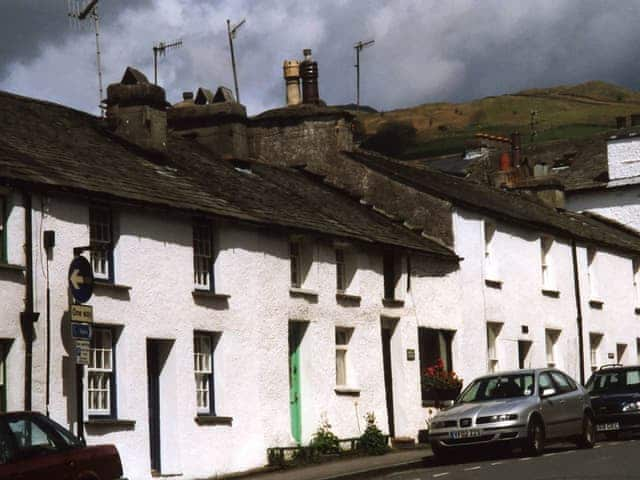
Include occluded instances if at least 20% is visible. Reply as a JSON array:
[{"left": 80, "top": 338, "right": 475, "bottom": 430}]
[
  {"left": 607, "top": 137, "right": 640, "bottom": 181},
  {"left": 567, "top": 186, "right": 640, "bottom": 233}
]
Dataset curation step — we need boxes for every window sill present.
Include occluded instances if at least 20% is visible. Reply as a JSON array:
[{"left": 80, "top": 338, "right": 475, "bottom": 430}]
[
  {"left": 589, "top": 299, "right": 604, "bottom": 309},
  {"left": 0, "top": 262, "right": 25, "bottom": 272},
  {"left": 335, "top": 386, "right": 361, "bottom": 396},
  {"left": 192, "top": 290, "right": 231, "bottom": 300},
  {"left": 541, "top": 288, "right": 560, "bottom": 298},
  {"left": 289, "top": 287, "right": 319, "bottom": 299},
  {"left": 94, "top": 280, "right": 132, "bottom": 291},
  {"left": 85, "top": 418, "right": 136, "bottom": 427},
  {"left": 382, "top": 298, "right": 405, "bottom": 308},
  {"left": 484, "top": 279, "right": 502, "bottom": 289},
  {"left": 336, "top": 292, "right": 361, "bottom": 302},
  {"left": 194, "top": 415, "right": 233, "bottom": 426}
]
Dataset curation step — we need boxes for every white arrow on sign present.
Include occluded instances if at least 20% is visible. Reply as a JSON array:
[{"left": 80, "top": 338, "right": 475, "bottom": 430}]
[{"left": 70, "top": 269, "right": 85, "bottom": 290}]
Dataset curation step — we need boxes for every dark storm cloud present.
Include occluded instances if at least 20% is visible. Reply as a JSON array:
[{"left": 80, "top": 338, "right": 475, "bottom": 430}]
[{"left": 1, "top": 0, "right": 640, "bottom": 115}]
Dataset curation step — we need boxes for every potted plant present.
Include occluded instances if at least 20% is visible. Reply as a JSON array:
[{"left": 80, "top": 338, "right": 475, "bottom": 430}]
[{"left": 422, "top": 358, "right": 463, "bottom": 403}]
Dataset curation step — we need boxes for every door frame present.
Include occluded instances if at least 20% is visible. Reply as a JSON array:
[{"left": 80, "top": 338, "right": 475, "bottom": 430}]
[
  {"left": 288, "top": 322, "right": 304, "bottom": 444},
  {"left": 381, "top": 323, "right": 395, "bottom": 438}
]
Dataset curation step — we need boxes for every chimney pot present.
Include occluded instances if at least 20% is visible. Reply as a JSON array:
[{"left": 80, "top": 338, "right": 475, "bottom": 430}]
[
  {"left": 283, "top": 60, "right": 301, "bottom": 106},
  {"left": 300, "top": 48, "right": 319, "bottom": 105}
]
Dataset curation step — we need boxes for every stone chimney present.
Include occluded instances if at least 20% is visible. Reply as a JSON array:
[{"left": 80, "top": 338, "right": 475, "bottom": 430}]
[
  {"left": 283, "top": 60, "right": 301, "bottom": 106},
  {"left": 300, "top": 49, "right": 320, "bottom": 105},
  {"left": 168, "top": 86, "right": 248, "bottom": 160},
  {"left": 105, "top": 67, "right": 167, "bottom": 151}
]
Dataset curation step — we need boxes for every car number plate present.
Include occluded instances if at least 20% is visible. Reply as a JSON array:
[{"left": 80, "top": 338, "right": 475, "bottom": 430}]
[
  {"left": 596, "top": 422, "right": 620, "bottom": 432},
  {"left": 449, "top": 429, "right": 480, "bottom": 439}
]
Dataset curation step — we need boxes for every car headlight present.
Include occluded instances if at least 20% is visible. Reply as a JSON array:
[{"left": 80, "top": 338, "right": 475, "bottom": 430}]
[
  {"left": 622, "top": 401, "right": 640, "bottom": 412},
  {"left": 477, "top": 414, "right": 518, "bottom": 424}
]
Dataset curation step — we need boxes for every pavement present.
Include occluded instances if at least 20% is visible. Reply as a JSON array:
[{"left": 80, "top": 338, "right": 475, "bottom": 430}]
[
  {"left": 370, "top": 439, "right": 640, "bottom": 480},
  {"left": 218, "top": 446, "right": 431, "bottom": 480}
]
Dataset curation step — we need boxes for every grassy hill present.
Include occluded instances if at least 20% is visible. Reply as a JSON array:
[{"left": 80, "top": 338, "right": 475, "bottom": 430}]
[{"left": 357, "top": 81, "right": 640, "bottom": 158}]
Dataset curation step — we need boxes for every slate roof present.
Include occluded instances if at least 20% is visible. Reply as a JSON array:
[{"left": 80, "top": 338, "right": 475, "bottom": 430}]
[
  {"left": 0, "top": 91, "right": 453, "bottom": 257},
  {"left": 344, "top": 149, "right": 640, "bottom": 255},
  {"left": 404, "top": 153, "right": 471, "bottom": 177}
]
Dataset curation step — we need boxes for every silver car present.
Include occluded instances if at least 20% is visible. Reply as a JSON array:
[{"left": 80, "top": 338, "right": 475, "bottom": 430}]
[{"left": 429, "top": 368, "right": 595, "bottom": 460}]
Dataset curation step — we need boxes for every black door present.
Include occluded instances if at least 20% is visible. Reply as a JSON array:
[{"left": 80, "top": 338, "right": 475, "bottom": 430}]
[
  {"left": 381, "top": 327, "right": 395, "bottom": 437},
  {"left": 147, "top": 340, "right": 161, "bottom": 474}
]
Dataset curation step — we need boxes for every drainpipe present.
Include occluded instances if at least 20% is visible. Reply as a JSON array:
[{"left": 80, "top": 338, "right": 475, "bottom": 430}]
[
  {"left": 571, "top": 240, "right": 585, "bottom": 385},
  {"left": 20, "top": 191, "right": 39, "bottom": 410}
]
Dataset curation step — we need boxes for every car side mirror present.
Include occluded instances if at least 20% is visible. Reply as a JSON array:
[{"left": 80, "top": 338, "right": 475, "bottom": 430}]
[{"left": 541, "top": 387, "right": 556, "bottom": 398}]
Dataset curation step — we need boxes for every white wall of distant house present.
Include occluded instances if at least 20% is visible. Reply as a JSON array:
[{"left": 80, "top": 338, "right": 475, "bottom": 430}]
[{"left": 567, "top": 186, "right": 640, "bottom": 233}]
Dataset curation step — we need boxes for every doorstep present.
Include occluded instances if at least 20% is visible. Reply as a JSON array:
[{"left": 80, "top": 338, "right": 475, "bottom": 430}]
[{"left": 211, "top": 446, "right": 431, "bottom": 480}]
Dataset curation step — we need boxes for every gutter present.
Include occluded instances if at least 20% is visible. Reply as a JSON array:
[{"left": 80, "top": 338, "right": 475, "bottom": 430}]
[
  {"left": 19, "top": 191, "right": 39, "bottom": 410},
  {"left": 571, "top": 240, "right": 586, "bottom": 385}
]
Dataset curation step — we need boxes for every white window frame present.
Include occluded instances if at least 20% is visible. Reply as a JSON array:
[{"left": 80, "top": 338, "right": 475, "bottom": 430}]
[
  {"left": 290, "top": 240, "right": 302, "bottom": 288},
  {"left": 483, "top": 221, "right": 499, "bottom": 281},
  {"left": 194, "top": 333, "right": 214, "bottom": 415},
  {"left": 89, "top": 207, "right": 113, "bottom": 281},
  {"left": 336, "top": 248, "right": 346, "bottom": 293},
  {"left": 633, "top": 258, "right": 640, "bottom": 306},
  {"left": 193, "top": 222, "right": 214, "bottom": 290},
  {"left": 0, "top": 196, "right": 6, "bottom": 263},
  {"left": 590, "top": 333, "right": 603, "bottom": 371},
  {"left": 637, "top": 338, "right": 640, "bottom": 365},
  {"left": 545, "top": 329, "right": 560, "bottom": 368},
  {"left": 540, "top": 236, "right": 555, "bottom": 290},
  {"left": 486, "top": 323, "right": 501, "bottom": 373},
  {"left": 88, "top": 328, "right": 114, "bottom": 417},
  {"left": 335, "top": 328, "right": 352, "bottom": 387}
]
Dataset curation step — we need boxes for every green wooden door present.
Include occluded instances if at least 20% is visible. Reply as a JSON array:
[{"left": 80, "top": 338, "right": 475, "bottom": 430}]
[{"left": 289, "top": 324, "right": 302, "bottom": 444}]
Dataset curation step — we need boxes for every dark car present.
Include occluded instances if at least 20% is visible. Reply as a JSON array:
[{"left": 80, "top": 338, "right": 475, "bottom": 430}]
[
  {"left": 586, "top": 364, "right": 640, "bottom": 438},
  {"left": 0, "top": 411, "right": 125, "bottom": 480}
]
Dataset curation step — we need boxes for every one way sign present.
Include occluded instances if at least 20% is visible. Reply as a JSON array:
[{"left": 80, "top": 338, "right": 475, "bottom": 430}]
[{"left": 68, "top": 256, "right": 94, "bottom": 304}]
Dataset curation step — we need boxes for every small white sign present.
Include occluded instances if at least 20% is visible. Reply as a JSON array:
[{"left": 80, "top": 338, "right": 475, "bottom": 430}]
[{"left": 75, "top": 339, "right": 90, "bottom": 365}]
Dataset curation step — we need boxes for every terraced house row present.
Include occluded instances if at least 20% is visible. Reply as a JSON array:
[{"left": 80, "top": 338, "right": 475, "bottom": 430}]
[{"left": 2, "top": 65, "right": 640, "bottom": 479}]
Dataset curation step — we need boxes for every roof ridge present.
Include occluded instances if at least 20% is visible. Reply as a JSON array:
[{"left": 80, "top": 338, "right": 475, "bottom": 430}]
[{"left": 0, "top": 89, "right": 99, "bottom": 121}]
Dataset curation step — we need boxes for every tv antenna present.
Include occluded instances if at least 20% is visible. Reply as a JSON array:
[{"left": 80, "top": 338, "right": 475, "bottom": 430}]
[
  {"left": 153, "top": 39, "right": 183, "bottom": 86},
  {"left": 227, "top": 18, "right": 245, "bottom": 103},
  {"left": 530, "top": 109, "right": 539, "bottom": 144},
  {"left": 354, "top": 39, "right": 374, "bottom": 110},
  {"left": 67, "top": 0, "right": 104, "bottom": 115}
]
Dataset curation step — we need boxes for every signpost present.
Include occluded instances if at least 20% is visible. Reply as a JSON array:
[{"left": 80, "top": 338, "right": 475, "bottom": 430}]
[{"left": 68, "top": 253, "right": 94, "bottom": 442}]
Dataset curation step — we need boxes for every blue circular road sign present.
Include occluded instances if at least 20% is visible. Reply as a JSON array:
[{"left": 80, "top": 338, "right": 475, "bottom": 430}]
[{"left": 68, "top": 256, "right": 94, "bottom": 304}]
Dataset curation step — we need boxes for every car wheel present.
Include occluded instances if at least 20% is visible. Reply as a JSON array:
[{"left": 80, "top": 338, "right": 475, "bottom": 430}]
[
  {"left": 524, "top": 418, "right": 545, "bottom": 456},
  {"left": 431, "top": 441, "right": 453, "bottom": 464},
  {"left": 577, "top": 415, "right": 595, "bottom": 449},
  {"left": 605, "top": 432, "right": 619, "bottom": 441}
]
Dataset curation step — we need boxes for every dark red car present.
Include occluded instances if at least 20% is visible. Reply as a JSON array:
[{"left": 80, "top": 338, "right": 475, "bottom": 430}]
[{"left": 0, "top": 412, "right": 125, "bottom": 480}]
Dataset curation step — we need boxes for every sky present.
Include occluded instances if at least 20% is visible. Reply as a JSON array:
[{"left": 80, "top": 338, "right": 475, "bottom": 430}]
[{"left": 1, "top": 0, "right": 640, "bottom": 116}]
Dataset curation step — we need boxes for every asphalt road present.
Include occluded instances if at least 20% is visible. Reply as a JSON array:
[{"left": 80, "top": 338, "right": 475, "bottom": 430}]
[{"left": 374, "top": 440, "right": 640, "bottom": 480}]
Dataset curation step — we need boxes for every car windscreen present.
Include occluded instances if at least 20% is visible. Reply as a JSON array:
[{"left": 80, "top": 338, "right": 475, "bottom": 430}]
[
  {"left": 586, "top": 368, "right": 640, "bottom": 394},
  {"left": 458, "top": 374, "right": 535, "bottom": 403}
]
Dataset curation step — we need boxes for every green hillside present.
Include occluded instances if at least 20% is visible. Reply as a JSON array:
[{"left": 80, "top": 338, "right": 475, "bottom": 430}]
[{"left": 358, "top": 81, "right": 640, "bottom": 158}]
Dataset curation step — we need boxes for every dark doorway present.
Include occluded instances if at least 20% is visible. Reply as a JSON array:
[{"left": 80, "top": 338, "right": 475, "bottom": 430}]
[
  {"left": 147, "top": 340, "right": 161, "bottom": 474},
  {"left": 381, "top": 327, "right": 395, "bottom": 437}
]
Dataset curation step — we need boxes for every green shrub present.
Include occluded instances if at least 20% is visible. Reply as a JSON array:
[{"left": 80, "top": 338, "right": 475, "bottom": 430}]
[
  {"left": 358, "top": 412, "right": 389, "bottom": 456},
  {"left": 309, "top": 416, "right": 341, "bottom": 454}
]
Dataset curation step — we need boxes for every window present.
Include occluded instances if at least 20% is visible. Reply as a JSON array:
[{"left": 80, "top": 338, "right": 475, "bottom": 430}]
[
  {"left": 336, "top": 249, "right": 346, "bottom": 292},
  {"left": 483, "top": 221, "right": 498, "bottom": 280},
  {"left": 88, "top": 328, "right": 115, "bottom": 417},
  {"left": 617, "top": 343, "right": 627, "bottom": 364},
  {"left": 90, "top": 207, "right": 113, "bottom": 281},
  {"left": 538, "top": 372, "right": 554, "bottom": 394},
  {"left": 540, "top": 236, "right": 554, "bottom": 289},
  {"left": 0, "top": 196, "right": 6, "bottom": 263},
  {"left": 383, "top": 252, "right": 400, "bottom": 300},
  {"left": 637, "top": 339, "right": 640, "bottom": 364},
  {"left": 590, "top": 333, "right": 603, "bottom": 371},
  {"left": 545, "top": 329, "right": 560, "bottom": 368},
  {"left": 549, "top": 371, "right": 575, "bottom": 394},
  {"left": 486, "top": 323, "right": 501, "bottom": 373},
  {"left": 335, "top": 328, "right": 352, "bottom": 386},
  {"left": 193, "top": 222, "right": 215, "bottom": 290},
  {"left": 194, "top": 333, "right": 215, "bottom": 415},
  {"left": 290, "top": 240, "right": 302, "bottom": 288},
  {"left": 0, "top": 342, "right": 6, "bottom": 412},
  {"left": 419, "top": 328, "right": 454, "bottom": 402},
  {"left": 587, "top": 248, "right": 598, "bottom": 299}
]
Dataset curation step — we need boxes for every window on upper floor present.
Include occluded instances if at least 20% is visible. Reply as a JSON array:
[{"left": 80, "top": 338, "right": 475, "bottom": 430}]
[
  {"left": 90, "top": 207, "right": 114, "bottom": 281},
  {"left": 290, "top": 240, "right": 302, "bottom": 288},
  {"left": 483, "top": 221, "right": 499, "bottom": 281},
  {"left": 194, "top": 332, "right": 218, "bottom": 415},
  {"left": 587, "top": 247, "right": 599, "bottom": 300},
  {"left": 486, "top": 323, "right": 502, "bottom": 373},
  {"left": 335, "top": 327, "right": 353, "bottom": 387},
  {"left": 193, "top": 222, "right": 215, "bottom": 291},
  {"left": 617, "top": 343, "right": 628, "bottom": 364},
  {"left": 336, "top": 249, "right": 346, "bottom": 292},
  {"left": 540, "top": 236, "right": 555, "bottom": 290},
  {"left": 0, "top": 196, "right": 6, "bottom": 263},
  {"left": 383, "top": 252, "right": 402, "bottom": 300},
  {"left": 88, "top": 327, "right": 116, "bottom": 418},
  {"left": 289, "top": 237, "right": 316, "bottom": 292},
  {"left": 590, "top": 332, "right": 603, "bottom": 372},
  {"left": 545, "top": 329, "right": 560, "bottom": 368}
]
